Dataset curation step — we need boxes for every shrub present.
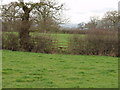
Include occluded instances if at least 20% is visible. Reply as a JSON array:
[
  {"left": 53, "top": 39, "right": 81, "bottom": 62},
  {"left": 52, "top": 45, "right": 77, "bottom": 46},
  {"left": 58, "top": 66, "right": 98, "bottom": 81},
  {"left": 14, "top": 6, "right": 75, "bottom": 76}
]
[
  {"left": 2, "top": 33, "right": 19, "bottom": 51},
  {"left": 68, "top": 35, "right": 87, "bottom": 54},
  {"left": 60, "top": 28, "right": 88, "bottom": 34},
  {"left": 2, "top": 33, "right": 57, "bottom": 54},
  {"left": 31, "top": 34, "right": 56, "bottom": 53},
  {"left": 68, "top": 30, "right": 118, "bottom": 57},
  {"left": 0, "top": 33, "right": 2, "bottom": 50},
  {"left": 86, "top": 30, "right": 118, "bottom": 56}
]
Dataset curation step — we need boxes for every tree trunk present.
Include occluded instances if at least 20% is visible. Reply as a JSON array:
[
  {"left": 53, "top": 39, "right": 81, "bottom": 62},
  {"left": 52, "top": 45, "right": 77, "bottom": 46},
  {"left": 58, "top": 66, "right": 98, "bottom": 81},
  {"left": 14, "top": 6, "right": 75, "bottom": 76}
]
[
  {"left": 43, "top": 17, "right": 47, "bottom": 33},
  {"left": 19, "top": 8, "right": 31, "bottom": 51},
  {"left": 19, "top": 20, "right": 30, "bottom": 51}
]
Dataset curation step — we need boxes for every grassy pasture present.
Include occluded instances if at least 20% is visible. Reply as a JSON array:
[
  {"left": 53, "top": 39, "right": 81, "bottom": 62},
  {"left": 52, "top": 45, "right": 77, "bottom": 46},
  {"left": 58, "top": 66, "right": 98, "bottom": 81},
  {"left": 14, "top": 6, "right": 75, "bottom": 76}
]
[
  {"left": 31, "top": 33, "right": 73, "bottom": 46},
  {"left": 3, "top": 32, "right": 72, "bottom": 42},
  {"left": 2, "top": 50, "right": 118, "bottom": 88},
  {"left": 3, "top": 32, "right": 85, "bottom": 45}
]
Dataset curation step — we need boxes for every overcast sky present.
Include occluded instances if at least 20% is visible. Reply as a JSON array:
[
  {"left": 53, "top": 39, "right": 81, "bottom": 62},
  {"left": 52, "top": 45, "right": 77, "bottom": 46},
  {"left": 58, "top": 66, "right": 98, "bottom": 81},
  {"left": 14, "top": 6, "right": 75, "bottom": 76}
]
[{"left": 1, "top": 0, "right": 119, "bottom": 24}]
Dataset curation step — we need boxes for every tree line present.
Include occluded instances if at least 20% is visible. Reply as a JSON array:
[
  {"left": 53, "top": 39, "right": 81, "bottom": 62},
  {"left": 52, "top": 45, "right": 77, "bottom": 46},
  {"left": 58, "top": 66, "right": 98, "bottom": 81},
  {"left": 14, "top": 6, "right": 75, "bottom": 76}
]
[{"left": 78, "top": 10, "right": 118, "bottom": 30}]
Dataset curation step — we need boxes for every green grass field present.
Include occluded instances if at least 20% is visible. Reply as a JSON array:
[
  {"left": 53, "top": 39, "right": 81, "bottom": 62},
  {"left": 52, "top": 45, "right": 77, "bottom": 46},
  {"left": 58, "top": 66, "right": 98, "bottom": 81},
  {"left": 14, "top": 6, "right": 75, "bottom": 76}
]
[
  {"left": 2, "top": 50, "right": 118, "bottom": 88},
  {"left": 31, "top": 33, "right": 73, "bottom": 45},
  {"left": 4, "top": 32, "right": 72, "bottom": 43},
  {"left": 4, "top": 32, "right": 85, "bottom": 45}
]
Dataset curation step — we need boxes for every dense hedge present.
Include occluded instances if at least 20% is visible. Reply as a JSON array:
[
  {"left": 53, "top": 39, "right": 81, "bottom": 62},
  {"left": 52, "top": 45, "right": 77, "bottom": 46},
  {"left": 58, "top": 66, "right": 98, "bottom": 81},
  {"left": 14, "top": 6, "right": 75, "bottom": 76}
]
[
  {"left": 2, "top": 33, "right": 57, "bottom": 53},
  {"left": 2, "top": 30, "right": 119, "bottom": 57},
  {"left": 68, "top": 30, "right": 118, "bottom": 57}
]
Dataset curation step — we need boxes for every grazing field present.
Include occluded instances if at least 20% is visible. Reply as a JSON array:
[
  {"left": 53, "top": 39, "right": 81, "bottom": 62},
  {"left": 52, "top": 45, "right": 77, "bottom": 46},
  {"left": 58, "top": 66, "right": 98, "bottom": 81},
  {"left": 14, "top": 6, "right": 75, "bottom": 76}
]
[
  {"left": 32, "top": 33, "right": 74, "bottom": 45},
  {"left": 2, "top": 50, "right": 118, "bottom": 88},
  {"left": 4, "top": 32, "right": 73, "bottom": 42},
  {"left": 3, "top": 32, "right": 85, "bottom": 45}
]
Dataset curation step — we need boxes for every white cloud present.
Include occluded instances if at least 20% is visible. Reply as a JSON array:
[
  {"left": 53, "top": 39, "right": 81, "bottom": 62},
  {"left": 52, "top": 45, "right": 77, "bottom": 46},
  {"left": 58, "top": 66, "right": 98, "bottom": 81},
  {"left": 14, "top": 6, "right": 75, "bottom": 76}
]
[
  {"left": 1, "top": 0, "right": 119, "bottom": 24},
  {"left": 59, "top": 0, "right": 119, "bottom": 24}
]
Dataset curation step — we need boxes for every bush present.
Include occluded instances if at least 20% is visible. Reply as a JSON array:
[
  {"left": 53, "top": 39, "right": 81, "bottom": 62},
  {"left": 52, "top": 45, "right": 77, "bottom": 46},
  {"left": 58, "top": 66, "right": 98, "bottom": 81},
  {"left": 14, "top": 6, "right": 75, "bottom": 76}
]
[
  {"left": 0, "top": 33, "right": 2, "bottom": 50},
  {"left": 68, "top": 30, "right": 118, "bottom": 57},
  {"left": 86, "top": 30, "right": 118, "bottom": 56},
  {"left": 2, "top": 33, "right": 57, "bottom": 54},
  {"left": 68, "top": 35, "right": 87, "bottom": 54},
  {"left": 31, "top": 34, "right": 56, "bottom": 53},
  {"left": 2, "top": 33, "right": 19, "bottom": 51},
  {"left": 59, "top": 28, "right": 88, "bottom": 34}
]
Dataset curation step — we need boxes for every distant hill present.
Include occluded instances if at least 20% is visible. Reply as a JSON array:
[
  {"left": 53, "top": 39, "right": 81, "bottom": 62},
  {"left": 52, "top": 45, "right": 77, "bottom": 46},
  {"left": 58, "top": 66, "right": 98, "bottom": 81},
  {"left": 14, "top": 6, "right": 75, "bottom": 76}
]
[{"left": 60, "top": 23, "right": 78, "bottom": 28}]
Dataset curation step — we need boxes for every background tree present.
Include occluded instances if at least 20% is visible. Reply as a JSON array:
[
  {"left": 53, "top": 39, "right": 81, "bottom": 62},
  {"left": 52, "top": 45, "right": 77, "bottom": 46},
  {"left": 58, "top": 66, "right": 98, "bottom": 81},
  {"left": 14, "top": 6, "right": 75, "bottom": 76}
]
[
  {"left": 77, "top": 22, "right": 85, "bottom": 30},
  {"left": 85, "top": 16, "right": 99, "bottom": 29},
  {"left": 103, "top": 10, "right": 118, "bottom": 30},
  {"left": 95, "top": 10, "right": 118, "bottom": 30}
]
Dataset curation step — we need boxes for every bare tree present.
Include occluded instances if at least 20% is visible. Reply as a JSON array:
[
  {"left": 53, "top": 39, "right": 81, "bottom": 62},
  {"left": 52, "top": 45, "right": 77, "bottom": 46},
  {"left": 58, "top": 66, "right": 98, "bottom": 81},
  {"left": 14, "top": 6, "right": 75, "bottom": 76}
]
[
  {"left": 103, "top": 10, "right": 118, "bottom": 30},
  {"left": 78, "top": 22, "right": 85, "bottom": 30},
  {"left": 2, "top": 0, "right": 64, "bottom": 51},
  {"left": 2, "top": 2, "right": 22, "bottom": 31},
  {"left": 85, "top": 16, "right": 99, "bottom": 29},
  {"left": 32, "top": 0, "right": 64, "bottom": 33}
]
